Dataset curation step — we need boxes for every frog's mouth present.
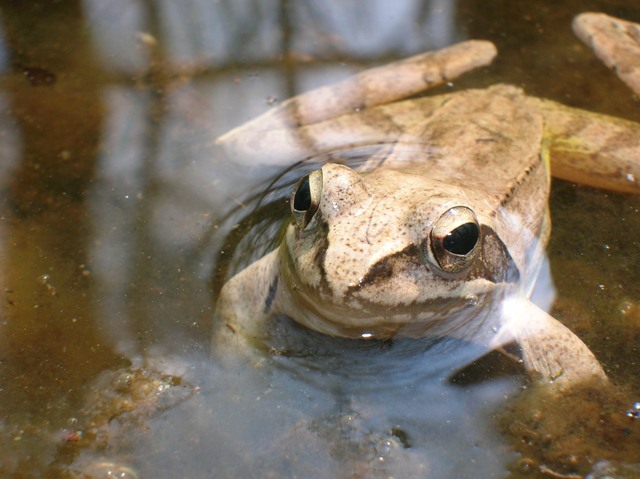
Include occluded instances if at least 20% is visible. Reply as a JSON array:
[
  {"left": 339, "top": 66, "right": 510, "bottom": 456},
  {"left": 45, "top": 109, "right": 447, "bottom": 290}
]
[{"left": 282, "top": 276, "right": 515, "bottom": 341}]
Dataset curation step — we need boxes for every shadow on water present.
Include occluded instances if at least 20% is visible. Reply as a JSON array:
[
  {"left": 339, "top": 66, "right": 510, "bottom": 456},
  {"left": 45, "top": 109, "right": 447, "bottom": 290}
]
[{"left": 0, "top": 0, "right": 638, "bottom": 478}]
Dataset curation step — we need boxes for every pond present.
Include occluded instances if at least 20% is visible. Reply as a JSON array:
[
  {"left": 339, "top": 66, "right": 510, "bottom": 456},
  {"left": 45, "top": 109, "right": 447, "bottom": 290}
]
[{"left": 0, "top": 1, "right": 639, "bottom": 478}]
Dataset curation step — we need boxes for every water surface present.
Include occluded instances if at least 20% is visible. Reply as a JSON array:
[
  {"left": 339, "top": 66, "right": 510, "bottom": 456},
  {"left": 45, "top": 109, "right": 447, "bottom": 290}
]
[{"left": 0, "top": 1, "right": 639, "bottom": 478}]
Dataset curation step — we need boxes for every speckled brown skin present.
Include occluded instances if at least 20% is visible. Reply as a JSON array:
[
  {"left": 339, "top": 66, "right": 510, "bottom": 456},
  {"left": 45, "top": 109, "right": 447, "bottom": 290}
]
[
  {"left": 214, "top": 86, "right": 549, "bottom": 343},
  {"left": 213, "top": 16, "right": 640, "bottom": 389},
  {"left": 573, "top": 13, "right": 640, "bottom": 96},
  {"left": 270, "top": 87, "right": 549, "bottom": 338}
]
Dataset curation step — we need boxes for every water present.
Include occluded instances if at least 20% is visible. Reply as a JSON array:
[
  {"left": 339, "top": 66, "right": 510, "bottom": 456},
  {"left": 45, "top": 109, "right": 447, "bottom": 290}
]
[{"left": 0, "top": 1, "right": 639, "bottom": 478}]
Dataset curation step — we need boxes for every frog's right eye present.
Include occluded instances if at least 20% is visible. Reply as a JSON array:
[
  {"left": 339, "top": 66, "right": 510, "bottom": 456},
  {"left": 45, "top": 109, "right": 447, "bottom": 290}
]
[{"left": 291, "top": 169, "right": 323, "bottom": 229}]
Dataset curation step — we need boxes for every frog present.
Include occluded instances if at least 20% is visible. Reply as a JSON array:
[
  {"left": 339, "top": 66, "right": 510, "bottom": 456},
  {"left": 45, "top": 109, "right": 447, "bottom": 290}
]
[{"left": 212, "top": 13, "right": 640, "bottom": 389}]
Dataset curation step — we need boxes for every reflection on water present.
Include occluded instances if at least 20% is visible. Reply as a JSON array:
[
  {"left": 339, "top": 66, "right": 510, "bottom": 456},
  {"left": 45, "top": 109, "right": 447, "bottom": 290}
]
[
  {"left": 66, "top": 348, "right": 519, "bottom": 479},
  {"left": 0, "top": 0, "right": 639, "bottom": 478}
]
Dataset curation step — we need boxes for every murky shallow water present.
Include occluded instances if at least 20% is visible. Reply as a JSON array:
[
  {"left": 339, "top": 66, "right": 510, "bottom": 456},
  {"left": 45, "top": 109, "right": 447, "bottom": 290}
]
[{"left": 0, "top": 1, "right": 639, "bottom": 478}]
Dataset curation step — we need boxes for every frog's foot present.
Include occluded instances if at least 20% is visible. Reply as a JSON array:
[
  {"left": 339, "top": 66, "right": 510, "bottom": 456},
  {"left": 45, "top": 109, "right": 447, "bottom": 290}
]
[
  {"left": 573, "top": 13, "right": 640, "bottom": 96},
  {"left": 216, "top": 41, "right": 496, "bottom": 164},
  {"left": 493, "top": 297, "right": 607, "bottom": 389}
]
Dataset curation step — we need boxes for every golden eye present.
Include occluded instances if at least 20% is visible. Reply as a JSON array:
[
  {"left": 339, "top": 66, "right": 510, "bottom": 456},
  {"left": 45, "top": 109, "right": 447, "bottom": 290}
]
[
  {"left": 291, "top": 169, "right": 323, "bottom": 229},
  {"left": 430, "top": 206, "right": 481, "bottom": 273}
]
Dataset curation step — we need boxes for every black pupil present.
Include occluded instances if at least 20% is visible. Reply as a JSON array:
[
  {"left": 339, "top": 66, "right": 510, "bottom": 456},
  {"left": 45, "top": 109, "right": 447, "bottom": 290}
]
[
  {"left": 443, "top": 222, "right": 479, "bottom": 255},
  {"left": 293, "top": 175, "right": 311, "bottom": 211}
]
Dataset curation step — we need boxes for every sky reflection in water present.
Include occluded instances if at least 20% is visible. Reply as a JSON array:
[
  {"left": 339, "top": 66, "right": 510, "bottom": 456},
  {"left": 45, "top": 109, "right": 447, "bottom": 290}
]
[{"left": 0, "top": 1, "right": 639, "bottom": 478}]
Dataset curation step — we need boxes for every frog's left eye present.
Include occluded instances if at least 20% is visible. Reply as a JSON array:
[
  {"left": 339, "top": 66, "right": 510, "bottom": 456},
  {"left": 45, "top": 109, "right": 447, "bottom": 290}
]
[
  {"left": 430, "top": 206, "right": 481, "bottom": 273},
  {"left": 291, "top": 169, "right": 323, "bottom": 229}
]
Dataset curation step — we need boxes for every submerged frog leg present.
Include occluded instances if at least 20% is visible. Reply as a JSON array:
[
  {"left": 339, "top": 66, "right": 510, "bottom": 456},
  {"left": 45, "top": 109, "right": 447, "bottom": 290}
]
[
  {"left": 529, "top": 97, "right": 640, "bottom": 194},
  {"left": 215, "top": 94, "right": 451, "bottom": 165},
  {"left": 212, "top": 249, "right": 281, "bottom": 359},
  {"left": 493, "top": 297, "right": 607, "bottom": 388},
  {"left": 573, "top": 13, "right": 640, "bottom": 96},
  {"left": 216, "top": 41, "right": 496, "bottom": 163}
]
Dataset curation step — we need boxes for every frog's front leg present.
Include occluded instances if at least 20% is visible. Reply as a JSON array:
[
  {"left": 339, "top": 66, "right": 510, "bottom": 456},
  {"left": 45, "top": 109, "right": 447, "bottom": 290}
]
[
  {"left": 212, "top": 249, "right": 281, "bottom": 361},
  {"left": 528, "top": 97, "right": 640, "bottom": 194},
  {"left": 493, "top": 297, "right": 607, "bottom": 389},
  {"left": 573, "top": 13, "right": 640, "bottom": 96}
]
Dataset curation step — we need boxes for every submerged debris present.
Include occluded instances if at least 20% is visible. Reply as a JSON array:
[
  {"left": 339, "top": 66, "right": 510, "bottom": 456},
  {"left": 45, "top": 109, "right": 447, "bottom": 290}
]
[
  {"left": 54, "top": 366, "right": 198, "bottom": 477},
  {"left": 498, "top": 379, "right": 640, "bottom": 478}
]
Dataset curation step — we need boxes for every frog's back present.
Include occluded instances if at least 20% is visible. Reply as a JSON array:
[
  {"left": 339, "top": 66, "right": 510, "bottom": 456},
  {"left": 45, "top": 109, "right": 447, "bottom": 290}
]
[
  {"left": 377, "top": 85, "right": 545, "bottom": 210},
  {"left": 370, "top": 85, "right": 550, "bottom": 282}
]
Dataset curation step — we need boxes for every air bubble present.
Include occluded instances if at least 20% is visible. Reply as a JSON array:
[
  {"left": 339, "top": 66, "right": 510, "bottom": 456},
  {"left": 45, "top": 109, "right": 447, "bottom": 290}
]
[
  {"left": 626, "top": 401, "right": 640, "bottom": 419},
  {"left": 465, "top": 294, "right": 479, "bottom": 307},
  {"left": 82, "top": 461, "right": 139, "bottom": 479}
]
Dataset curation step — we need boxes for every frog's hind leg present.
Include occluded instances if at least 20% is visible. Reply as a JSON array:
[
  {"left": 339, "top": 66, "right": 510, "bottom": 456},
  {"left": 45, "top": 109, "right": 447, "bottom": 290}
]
[
  {"left": 573, "top": 13, "right": 640, "bottom": 96},
  {"left": 529, "top": 96, "right": 640, "bottom": 194},
  {"left": 529, "top": 13, "right": 640, "bottom": 195},
  {"left": 216, "top": 41, "right": 496, "bottom": 163}
]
